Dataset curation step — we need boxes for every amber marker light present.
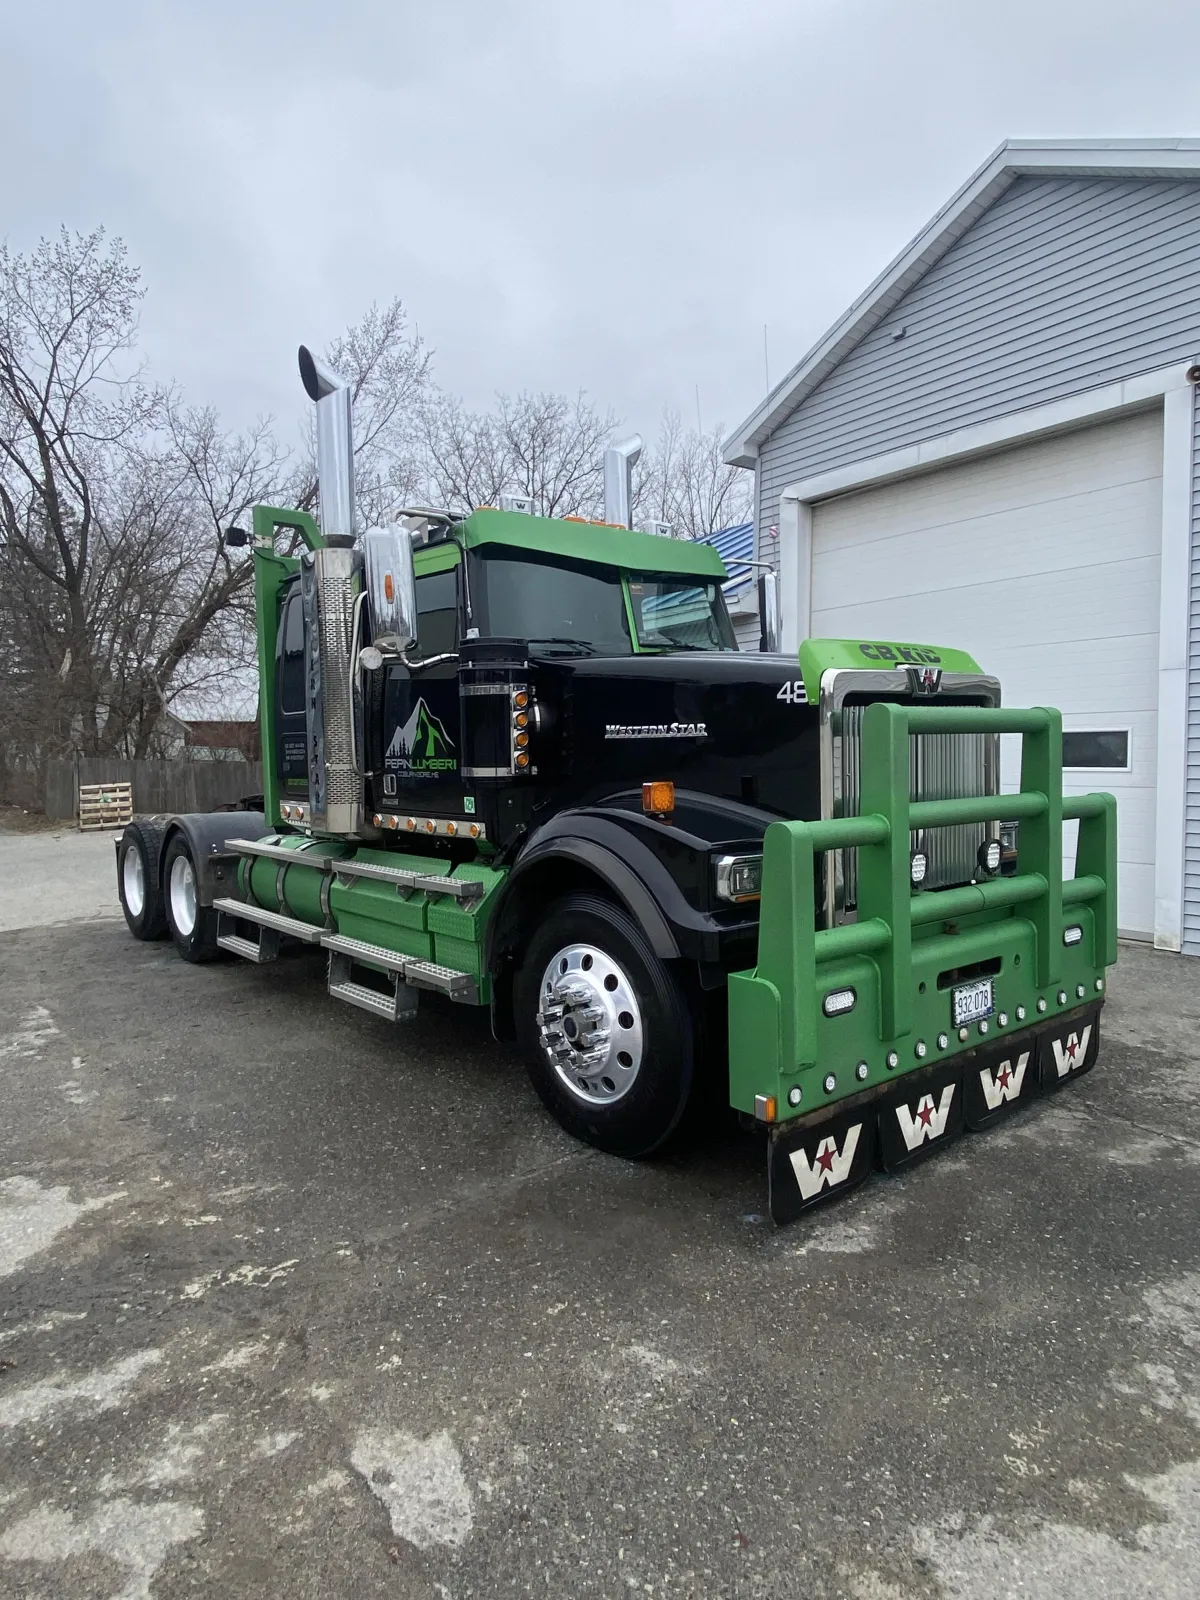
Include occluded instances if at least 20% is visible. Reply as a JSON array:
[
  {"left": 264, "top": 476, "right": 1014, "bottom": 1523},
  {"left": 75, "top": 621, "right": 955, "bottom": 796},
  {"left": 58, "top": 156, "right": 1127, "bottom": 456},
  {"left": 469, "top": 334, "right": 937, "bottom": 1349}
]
[
  {"left": 642, "top": 780, "right": 675, "bottom": 816},
  {"left": 468, "top": 823, "right": 481, "bottom": 838},
  {"left": 384, "top": 573, "right": 395, "bottom": 602},
  {"left": 513, "top": 690, "right": 529, "bottom": 709}
]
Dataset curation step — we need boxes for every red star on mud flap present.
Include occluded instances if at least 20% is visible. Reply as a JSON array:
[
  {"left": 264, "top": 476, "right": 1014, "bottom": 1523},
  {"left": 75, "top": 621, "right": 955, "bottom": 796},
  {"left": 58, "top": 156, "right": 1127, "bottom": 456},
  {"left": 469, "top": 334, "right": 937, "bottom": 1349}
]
[
  {"left": 789, "top": 1124, "right": 862, "bottom": 1200},
  {"left": 978, "top": 1051, "right": 1029, "bottom": 1111},
  {"left": 895, "top": 1084, "right": 956, "bottom": 1151},
  {"left": 1051, "top": 1024, "right": 1092, "bottom": 1080}
]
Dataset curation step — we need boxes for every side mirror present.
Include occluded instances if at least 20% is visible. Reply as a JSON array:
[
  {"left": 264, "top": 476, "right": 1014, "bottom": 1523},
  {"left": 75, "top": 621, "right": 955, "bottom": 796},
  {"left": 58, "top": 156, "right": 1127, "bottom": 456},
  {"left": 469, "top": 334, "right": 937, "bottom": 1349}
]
[
  {"left": 362, "top": 525, "right": 418, "bottom": 653},
  {"left": 758, "top": 569, "right": 782, "bottom": 654}
]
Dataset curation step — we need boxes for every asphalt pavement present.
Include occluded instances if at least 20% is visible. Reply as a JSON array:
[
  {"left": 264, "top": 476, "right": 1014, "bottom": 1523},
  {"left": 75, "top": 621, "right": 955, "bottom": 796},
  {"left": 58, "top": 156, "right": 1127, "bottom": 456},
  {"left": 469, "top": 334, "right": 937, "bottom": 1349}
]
[{"left": 2, "top": 862, "right": 1200, "bottom": 1598}]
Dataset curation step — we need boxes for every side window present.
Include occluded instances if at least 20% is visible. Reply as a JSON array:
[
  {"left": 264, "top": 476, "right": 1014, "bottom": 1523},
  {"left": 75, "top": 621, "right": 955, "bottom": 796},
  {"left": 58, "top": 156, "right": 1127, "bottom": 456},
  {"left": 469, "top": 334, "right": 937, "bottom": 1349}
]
[
  {"left": 279, "top": 590, "right": 306, "bottom": 714},
  {"left": 416, "top": 568, "right": 459, "bottom": 657}
]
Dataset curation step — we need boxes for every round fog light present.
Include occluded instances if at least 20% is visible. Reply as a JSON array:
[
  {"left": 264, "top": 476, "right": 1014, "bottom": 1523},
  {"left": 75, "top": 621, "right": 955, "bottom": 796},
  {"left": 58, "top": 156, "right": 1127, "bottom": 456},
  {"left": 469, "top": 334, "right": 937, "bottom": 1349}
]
[{"left": 787, "top": 1086, "right": 802, "bottom": 1108}]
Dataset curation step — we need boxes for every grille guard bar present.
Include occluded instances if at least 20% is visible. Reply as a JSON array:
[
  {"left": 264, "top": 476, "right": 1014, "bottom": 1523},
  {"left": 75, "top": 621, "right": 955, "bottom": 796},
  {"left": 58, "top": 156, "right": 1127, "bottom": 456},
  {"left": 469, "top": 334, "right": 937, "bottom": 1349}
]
[{"left": 728, "top": 701, "right": 1117, "bottom": 1121}]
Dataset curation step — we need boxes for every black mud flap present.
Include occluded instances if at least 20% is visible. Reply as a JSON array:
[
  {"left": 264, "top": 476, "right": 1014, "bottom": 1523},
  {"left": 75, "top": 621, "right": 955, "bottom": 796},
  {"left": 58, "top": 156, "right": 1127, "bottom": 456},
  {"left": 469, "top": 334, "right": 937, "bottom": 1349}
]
[
  {"left": 963, "top": 1039, "right": 1039, "bottom": 1131},
  {"left": 768, "top": 1110, "right": 876, "bottom": 1226},
  {"left": 1037, "top": 1003, "right": 1101, "bottom": 1092},
  {"left": 877, "top": 1058, "right": 965, "bottom": 1172}
]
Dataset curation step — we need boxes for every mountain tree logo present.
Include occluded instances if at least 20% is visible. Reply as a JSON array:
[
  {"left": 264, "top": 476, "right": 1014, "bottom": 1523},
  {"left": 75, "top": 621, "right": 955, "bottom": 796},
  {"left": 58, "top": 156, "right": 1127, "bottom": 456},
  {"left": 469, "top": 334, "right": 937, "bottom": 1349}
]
[{"left": 385, "top": 698, "right": 455, "bottom": 773}]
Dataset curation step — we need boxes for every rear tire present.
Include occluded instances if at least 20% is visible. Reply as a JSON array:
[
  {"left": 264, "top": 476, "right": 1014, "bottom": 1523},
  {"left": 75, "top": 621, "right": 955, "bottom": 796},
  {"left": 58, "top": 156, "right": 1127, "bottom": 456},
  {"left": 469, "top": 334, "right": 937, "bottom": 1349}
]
[
  {"left": 514, "top": 893, "right": 695, "bottom": 1157},
  {"left": 117, "top": 819, "right": 168, "bottom": 940},
  {"left": 163, "top": 834, "right": 220, "bottom": 963}
]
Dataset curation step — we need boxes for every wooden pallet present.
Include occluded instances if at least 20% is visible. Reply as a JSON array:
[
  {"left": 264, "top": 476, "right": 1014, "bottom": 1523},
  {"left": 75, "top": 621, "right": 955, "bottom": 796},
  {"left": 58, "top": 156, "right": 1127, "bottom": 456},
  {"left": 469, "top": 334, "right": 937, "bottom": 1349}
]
[{"left": 78, "top": 781, "right": 133, "bottom": 832}]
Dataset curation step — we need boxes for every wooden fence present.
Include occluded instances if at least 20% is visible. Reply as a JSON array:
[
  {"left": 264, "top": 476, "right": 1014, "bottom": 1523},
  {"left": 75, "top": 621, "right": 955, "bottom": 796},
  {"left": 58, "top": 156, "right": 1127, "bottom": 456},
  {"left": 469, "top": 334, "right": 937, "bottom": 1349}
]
[{"left": 44, "top": 758, "right": 263, "bottom": 822}]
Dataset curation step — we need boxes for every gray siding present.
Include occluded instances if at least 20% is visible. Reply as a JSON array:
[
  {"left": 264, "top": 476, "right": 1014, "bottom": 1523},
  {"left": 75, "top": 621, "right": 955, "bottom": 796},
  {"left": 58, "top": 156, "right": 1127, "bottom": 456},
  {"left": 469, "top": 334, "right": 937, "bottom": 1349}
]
[
  {"left": 1185, "top": 385, "right": 1200, "bottom": 955},
  {"left": 758, "top": 176, "right": 1200, "bottom": 526}
]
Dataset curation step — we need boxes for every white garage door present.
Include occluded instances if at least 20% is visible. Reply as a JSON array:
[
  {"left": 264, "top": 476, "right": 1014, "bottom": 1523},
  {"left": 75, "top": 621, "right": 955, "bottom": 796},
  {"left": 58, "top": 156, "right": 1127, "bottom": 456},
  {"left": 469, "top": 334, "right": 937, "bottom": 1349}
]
[{"left": 810, "top": 410, "right": 1163, "bottom": 937}]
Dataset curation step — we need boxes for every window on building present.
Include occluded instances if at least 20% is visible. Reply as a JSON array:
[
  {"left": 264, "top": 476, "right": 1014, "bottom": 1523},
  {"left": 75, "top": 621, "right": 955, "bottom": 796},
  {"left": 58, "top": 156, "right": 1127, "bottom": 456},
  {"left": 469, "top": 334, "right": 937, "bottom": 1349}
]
[{"left": 1062, "top": 730, "right": 1129, "bottom": 769}]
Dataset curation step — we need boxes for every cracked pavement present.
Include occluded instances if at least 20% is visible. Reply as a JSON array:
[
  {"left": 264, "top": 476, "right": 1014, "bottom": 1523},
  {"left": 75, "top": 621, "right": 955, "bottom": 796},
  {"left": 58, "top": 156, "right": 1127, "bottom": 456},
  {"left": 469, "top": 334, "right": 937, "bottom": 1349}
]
[{"left": 2, "top": 897, "right": 1200, "bottom": 1597}]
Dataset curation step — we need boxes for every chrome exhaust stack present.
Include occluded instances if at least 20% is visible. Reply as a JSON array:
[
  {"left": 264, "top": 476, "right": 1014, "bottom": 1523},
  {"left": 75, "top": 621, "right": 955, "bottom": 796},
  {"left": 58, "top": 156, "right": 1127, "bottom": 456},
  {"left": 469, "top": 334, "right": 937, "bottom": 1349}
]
[
  {"left": 298, "top": 344, "right": 366, "bottom": 837},
  {"left": 299, "top": 344, "right": 355, "bottom": 540},
  {"left": 602, "top": 434, "right": 642, "bottom": 529}
]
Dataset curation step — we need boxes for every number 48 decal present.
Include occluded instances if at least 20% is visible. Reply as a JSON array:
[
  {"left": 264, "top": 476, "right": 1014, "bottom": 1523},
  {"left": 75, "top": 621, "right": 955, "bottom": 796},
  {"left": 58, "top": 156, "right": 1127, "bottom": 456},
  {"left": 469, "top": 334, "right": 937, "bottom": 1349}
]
[{"left": 776, "top": 680, "right": 805, "bottom": 704}]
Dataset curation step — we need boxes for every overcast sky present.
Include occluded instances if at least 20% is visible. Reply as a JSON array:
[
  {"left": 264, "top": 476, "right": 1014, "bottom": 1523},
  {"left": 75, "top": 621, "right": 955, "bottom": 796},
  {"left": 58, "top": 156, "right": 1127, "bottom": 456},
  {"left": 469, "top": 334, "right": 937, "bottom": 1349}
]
[{"left": 4, "top": 0, "right": 1198, "bottom": 453}]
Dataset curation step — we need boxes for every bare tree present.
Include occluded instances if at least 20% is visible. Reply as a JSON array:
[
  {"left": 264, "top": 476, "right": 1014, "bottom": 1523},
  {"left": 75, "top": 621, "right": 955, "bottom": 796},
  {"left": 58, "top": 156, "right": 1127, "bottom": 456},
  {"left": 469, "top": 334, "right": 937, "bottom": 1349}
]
[
  {"left": 640, "top": 410, "right": 754, "bottom": 541},
  {"left": 420, "top": 389, "right": 616, "bottom": 518},
  {"left": 0, "top": 229, "right": 291, "bottom": 769}
]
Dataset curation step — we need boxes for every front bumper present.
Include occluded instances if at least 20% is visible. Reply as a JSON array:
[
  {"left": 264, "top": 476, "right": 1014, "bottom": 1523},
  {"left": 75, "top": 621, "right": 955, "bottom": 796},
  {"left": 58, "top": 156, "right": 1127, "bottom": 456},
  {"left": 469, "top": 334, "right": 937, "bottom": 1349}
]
[{"left": 767, "top": 999, "right": 1101, "bottom": 1223}]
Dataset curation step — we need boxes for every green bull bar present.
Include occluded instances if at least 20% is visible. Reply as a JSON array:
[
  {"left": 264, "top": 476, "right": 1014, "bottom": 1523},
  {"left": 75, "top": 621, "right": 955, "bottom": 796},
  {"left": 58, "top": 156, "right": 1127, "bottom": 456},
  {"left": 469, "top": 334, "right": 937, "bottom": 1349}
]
[{"left": 727, "top": 701, "right": 1118, "bottom": 1223}]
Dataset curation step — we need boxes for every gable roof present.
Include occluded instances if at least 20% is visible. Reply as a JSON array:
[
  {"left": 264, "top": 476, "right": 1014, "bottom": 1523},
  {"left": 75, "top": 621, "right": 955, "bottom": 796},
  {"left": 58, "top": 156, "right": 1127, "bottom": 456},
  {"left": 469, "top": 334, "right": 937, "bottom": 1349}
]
[{"left": 724, "top": 138, "right": 1200, "bottom": 468}]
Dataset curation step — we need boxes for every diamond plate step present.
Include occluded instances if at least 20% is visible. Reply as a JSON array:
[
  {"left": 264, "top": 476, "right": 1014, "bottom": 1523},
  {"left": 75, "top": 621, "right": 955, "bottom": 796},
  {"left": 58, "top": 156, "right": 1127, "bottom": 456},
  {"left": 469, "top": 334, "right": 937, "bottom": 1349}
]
[
  {"left": 320, "top": 932, "right": 478, "bottom": 1002},
  {"left": 212, "top": 897, "right": 324, "bottom": 944},
  {"left": 217, "top": 931, "right": 277, "bottom": 964},
  {"left": 328, "top": 977, "right": 412, "bottom": 1021}
]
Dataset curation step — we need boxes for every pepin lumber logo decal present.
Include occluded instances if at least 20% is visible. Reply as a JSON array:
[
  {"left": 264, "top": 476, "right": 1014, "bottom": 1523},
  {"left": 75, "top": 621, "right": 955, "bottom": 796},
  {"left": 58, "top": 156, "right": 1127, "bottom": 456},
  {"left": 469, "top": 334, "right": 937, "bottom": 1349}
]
[{"left": 385, "top": 698, "right": 456, "bottom": 775}]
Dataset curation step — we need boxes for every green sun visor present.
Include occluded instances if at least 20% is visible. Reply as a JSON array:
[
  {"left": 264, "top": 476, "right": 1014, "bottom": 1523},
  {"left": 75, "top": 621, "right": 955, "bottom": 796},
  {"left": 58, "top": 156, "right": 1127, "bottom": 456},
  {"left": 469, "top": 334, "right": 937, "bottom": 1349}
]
[
  {"left": 798, "top": 638, "right": 985, "bottom": 703},
  {"left": 457, "top": 508, "right": 728, "bottom": 581}
]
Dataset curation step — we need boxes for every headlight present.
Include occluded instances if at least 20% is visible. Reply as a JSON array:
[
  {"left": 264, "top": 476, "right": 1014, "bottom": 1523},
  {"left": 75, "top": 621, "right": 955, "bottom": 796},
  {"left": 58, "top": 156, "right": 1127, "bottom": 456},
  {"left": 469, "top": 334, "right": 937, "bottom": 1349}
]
[{"left": 714, "top": 854, "right": 762, "bottom": 903}]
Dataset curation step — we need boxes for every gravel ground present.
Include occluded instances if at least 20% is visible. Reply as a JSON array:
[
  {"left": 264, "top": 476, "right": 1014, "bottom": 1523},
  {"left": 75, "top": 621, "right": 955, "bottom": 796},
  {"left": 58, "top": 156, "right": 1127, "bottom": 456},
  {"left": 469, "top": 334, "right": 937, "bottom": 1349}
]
[
  {"left": 0, "top": 817, "right": 123, "bottom": 933},
  {"left": 1, "top": 852, "right": 1199, "bottom": 1598}
]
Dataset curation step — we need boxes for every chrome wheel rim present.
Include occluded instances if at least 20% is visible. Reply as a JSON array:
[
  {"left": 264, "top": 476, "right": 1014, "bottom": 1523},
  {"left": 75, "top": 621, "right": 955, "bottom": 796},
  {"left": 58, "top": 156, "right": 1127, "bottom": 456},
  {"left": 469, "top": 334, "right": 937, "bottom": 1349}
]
[
  {"left": 536, "top": 943, "right": 644, "bottom": 1106},
  {"left": 169, "top": 853, "right": 197, "bottom": 937},
  {"left": 122, "top": 845, "right": 145, "bottom": 918}
]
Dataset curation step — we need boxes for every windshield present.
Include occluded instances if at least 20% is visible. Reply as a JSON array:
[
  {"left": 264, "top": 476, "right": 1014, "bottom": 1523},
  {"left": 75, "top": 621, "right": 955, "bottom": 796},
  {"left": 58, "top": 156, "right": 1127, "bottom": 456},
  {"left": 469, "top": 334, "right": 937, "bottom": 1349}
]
[
  {"left": 475, "top": 549, "right": 633, "bottom": 655},
  {"left": 628, "top": 574, "right": 738, "bottom": 652}
]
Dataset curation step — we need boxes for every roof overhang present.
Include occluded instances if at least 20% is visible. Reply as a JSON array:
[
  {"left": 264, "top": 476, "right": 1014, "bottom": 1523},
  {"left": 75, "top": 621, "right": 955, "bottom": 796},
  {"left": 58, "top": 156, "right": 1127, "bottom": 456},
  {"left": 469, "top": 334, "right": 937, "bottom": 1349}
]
[{"left": 724, "top": 138, "right": 1200, "bottom": 468}]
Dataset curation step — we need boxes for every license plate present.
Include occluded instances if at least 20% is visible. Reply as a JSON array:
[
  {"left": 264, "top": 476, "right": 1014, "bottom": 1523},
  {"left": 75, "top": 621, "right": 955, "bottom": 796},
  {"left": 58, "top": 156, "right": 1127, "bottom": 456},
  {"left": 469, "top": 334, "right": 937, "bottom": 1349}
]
[{"left": 952, "top": 978, "right": 994, "bottom": 1026}]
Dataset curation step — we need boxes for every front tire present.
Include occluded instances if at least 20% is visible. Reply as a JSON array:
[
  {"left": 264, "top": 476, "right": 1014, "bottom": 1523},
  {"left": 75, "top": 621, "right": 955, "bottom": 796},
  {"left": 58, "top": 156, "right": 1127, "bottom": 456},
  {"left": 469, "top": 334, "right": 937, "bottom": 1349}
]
[
  {"left": 514, "top": 893, "right": 695, "bottom": 1157},
  {"left": 163, "top": 834, "right": 220, "bottom": 963},
  {"left": 117, "top": 819, "right": 168, "bottom": 940}
]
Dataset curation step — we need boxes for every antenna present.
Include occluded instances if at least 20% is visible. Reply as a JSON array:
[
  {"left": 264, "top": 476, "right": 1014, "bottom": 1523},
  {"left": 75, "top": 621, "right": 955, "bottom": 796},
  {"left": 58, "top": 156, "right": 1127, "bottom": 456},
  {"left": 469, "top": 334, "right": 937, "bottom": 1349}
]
[{"left": 763, "top": 324, "right": 770, "bottom": 393}]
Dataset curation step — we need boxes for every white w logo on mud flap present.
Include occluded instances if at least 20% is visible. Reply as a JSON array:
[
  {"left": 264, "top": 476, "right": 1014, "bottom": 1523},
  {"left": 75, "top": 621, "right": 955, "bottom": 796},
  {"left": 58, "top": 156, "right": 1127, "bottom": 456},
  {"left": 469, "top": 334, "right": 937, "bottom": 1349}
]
[
  {"left": 895, "top": 1085, "right": 956, "bottom": 1150},
  {"left": 789, "top": 1124, "right": 862, "bottom": 1199},
  {"left": 1051, "top": 1025, "right": 1092, "bottom": 1079},
  {"left": 979, "top": 1052, "right": 1029, "bottom": 1110}
]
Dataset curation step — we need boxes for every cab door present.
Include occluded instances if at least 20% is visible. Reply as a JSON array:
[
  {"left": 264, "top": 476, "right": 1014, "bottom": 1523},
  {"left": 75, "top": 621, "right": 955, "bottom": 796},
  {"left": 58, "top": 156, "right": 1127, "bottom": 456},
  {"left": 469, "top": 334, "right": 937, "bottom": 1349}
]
[{"left": 376, "top": 564, "right": 465, "bottom": 815}]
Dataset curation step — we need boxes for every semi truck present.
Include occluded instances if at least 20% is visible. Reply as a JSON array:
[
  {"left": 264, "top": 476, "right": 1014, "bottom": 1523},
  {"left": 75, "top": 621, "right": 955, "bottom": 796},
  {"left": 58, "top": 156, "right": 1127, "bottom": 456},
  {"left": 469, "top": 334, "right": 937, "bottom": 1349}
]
[{"left": 115, "top": 347, "right": 1118, "bottom": 1223}]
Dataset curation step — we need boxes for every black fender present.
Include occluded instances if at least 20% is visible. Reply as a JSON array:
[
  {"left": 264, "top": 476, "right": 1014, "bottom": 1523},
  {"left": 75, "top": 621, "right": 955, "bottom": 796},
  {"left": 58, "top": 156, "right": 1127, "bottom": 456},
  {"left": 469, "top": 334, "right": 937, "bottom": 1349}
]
[{"left": 159, "top": 811, "right": 269, "bottom": 907}]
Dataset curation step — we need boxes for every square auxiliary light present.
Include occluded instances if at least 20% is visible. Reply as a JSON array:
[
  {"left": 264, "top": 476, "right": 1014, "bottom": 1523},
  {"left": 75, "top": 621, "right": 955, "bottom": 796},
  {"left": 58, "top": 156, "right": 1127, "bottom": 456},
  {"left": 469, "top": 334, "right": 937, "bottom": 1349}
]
[{"left": 642, "top": 781, "right": 675, "bottom": 816}]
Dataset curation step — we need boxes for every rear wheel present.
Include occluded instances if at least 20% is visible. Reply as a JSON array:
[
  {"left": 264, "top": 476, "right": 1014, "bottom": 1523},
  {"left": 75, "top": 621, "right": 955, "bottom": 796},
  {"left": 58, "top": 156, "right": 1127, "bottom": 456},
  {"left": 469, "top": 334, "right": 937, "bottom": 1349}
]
[
  {"left": 117, "top": 819, "right": 168, "bottom": 940},
  {"left": 163, "top": 834, "right": 220, "bottom": 963},
  {"left": 514, "top": 894, "right": 694, "bottom": 1157}
]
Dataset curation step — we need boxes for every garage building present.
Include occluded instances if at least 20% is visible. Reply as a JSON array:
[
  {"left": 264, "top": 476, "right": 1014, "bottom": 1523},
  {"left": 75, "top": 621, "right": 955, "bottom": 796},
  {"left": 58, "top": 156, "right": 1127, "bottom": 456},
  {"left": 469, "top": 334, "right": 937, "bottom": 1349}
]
[{"left": 725, "top": 140, "right": 1200, "bottom": 953}]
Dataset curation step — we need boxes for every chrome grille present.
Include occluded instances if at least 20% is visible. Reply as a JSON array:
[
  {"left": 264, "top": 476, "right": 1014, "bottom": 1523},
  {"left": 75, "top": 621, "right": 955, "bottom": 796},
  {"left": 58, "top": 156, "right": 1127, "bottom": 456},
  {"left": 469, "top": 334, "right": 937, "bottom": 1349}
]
[{"left": 835, "top": 706, "right": 995, "bottom": 913}]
